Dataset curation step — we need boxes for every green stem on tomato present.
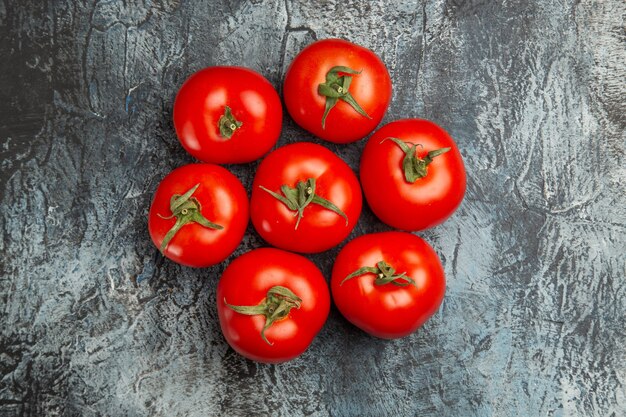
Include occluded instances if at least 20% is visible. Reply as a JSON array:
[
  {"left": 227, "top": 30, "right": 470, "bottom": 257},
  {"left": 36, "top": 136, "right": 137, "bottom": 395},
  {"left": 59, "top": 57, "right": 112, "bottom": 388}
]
[
  {"left": 317, "top": 66, "right": 372, "bottom": 128},
  {"left": 341, "top": 260, "right": 416, "bottom": 287},
  {"left": 224, "top": 286, "right": 302, "bottom": 345},
  {"left": 259, "top": 177, "right": 348, "bottom": 230},
  {"left": 381, "top": 137, "right": 450, "bottom": 183},
  {"left": 218, "top": 105, "right": 243, "bottom": 139},
  {"left": 157, "top": 183, "right": 223, "bottom": 253}
]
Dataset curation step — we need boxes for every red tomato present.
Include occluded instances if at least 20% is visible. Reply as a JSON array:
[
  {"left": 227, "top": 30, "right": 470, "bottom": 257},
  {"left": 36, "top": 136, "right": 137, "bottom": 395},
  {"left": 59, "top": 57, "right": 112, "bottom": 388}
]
[
  {"left": 250, "top": 142, "right": 362, "bottom": 253},
  {"left": 217, "top": 248, "right": 330, "bottom": 363},
  {"left": 173, "top": 66, "right": 282, "bottom": 164},
  {"left": 148, "top": 164, "right": 248, "bottom": 267},
  {"left": 331, "top": 232, "right": 445, "bottom": 339},
  {"left": 360, "top": 119, "right": 466, "bottom": 231},
  {"left": 283, "top": 39, "right": 392, "bottom": 144}
]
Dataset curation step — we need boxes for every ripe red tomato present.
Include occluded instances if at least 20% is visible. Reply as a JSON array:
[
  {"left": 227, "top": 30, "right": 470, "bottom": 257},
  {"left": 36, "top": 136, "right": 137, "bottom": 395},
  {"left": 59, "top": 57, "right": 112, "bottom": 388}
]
[
  {"left": 331, "top": 232, "right": 445, "bottom": 339},
  {"left": 250, "top": 142, "right": 362, "bottom": 253},
  {"left": 173, "top": 66, "right": 282, "bottom": 164},
  {"left": 360, "top": 119, "right": 466, "bottom": 231},
  {"left": 283, "top": 39, "right": 392, "bottom": 144},
  {"left": 217, "top": 248, "right": 330, "bottom": 363},
  {"left": 148, "top": 164, "right": 248, "bottom": 267}
]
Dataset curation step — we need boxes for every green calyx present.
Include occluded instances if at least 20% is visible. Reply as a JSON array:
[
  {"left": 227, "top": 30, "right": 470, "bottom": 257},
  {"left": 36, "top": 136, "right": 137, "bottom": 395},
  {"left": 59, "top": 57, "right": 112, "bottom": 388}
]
[
  {"left": 157, "top": 183, "right": 223, "bottom": 253},
  {"left": 225, "top": 286, "right": 302, "bottom": 345},
  {"left": 259, "top": 177, "right": 348, "bottom": 230},
  {"left": 317, "top": 66, "right": 372, "bottom": 128},
  {"left": 341, "top": 260, "right": 416, "bottom": 287},
  {"left": 382, "top": 138, "right": 450, "bottom": 183},
  {"left": 218, "top": 105, "right": 243, "bottom": 139}
]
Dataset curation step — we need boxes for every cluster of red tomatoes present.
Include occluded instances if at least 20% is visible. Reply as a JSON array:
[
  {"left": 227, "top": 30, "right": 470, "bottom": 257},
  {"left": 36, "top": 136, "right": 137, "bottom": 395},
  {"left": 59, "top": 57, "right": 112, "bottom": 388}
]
[{"left": 148, "top": 39, "right": 466, "bottom": 363}]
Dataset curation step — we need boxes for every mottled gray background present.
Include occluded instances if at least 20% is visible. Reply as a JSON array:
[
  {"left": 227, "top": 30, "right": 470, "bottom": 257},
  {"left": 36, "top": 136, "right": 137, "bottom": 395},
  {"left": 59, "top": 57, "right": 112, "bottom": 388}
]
[{"left": 1, "top": 0, "right": 625, "bottom": 416}]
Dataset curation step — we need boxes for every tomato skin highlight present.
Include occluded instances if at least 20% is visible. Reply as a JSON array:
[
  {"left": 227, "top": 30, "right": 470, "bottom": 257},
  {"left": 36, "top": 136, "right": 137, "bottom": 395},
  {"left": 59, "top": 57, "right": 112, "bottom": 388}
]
[
  {"left": 250, "top": 142, "right": 362, "bottom": 253},
  {"left": 283, "top": 39, "right": 392, "bottom": 144},
  {"left": 360, "top": 119, "right": 466, "bottom": 231},
  {"left": 217, "top": 248, "right": 330, "bottom": 363},
  {"left": 174, "top": 66, "right": 282, "bottom": 164},
  {"left": 148, "top": 164, "right": 248, "bottom": 267},
  {"left": 331, "top": 232, "right": 446, "bottom": 339}
]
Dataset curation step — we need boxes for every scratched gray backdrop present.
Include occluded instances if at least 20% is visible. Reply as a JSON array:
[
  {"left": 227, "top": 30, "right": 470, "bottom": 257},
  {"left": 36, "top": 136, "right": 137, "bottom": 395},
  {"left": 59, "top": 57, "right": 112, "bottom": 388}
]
[{"left": 1, "top": 1, "right": 625, "bottom": 416}]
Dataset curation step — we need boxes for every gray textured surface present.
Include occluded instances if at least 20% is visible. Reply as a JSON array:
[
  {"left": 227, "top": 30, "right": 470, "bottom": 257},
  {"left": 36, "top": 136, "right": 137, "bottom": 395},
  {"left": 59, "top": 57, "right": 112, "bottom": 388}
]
[{"left": 1, "top": 0, "right": 625, "bottom": 416}]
